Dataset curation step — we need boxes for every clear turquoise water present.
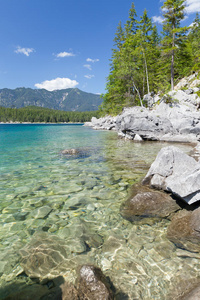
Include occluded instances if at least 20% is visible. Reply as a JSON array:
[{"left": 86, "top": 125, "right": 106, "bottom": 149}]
[{"left": 0, "top": 124, "right": 199, "bottom": 299}]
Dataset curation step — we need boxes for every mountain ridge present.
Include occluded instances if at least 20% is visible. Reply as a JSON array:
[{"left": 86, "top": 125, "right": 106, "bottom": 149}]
[{"left": 0, "top": 87, "right": 102, "bottom": 111}]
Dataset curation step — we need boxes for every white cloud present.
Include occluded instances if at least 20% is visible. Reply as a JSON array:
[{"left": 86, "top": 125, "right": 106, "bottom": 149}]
[
  {"left": 83, "top": 64, "right": 92, "bottom": 70},
  {"left": 84, "top": 75, "right": 95, "bottom": 79},
  {"left": 15, "top": 46, "right": 35, "bottom": 56},
  {"left": 152, "top": 16, "right": 164, "bottom": 24},
  {"left": 86, "top": 58, "right": 99, "bottom": 63},
  {"left": 185, "top": 0, "right": 200, "bottom": 14},
  {"left": 55, "top": 51, "right": 75, "bottom": 58},
  {"left": 35, "top": 77, "right": 79, "bottom": 91}
]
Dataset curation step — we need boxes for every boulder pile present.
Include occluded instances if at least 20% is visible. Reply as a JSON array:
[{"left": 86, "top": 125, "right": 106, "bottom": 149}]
[{"left": 85, "top": 76, "right": 200, "bottom": 143}]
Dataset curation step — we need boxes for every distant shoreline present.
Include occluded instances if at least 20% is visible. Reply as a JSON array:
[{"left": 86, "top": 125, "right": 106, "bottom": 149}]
[{"left": 0, "top": 122, "right": 84, "bottom": 125}]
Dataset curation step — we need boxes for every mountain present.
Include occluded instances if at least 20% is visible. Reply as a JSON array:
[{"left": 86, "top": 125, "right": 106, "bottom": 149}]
[{"left": 0, "top": 87, "right": 102, "bottom": 111}]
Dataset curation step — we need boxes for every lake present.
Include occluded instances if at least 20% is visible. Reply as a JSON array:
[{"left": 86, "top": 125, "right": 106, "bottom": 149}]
[{"left": 0, "top": 124, "right": 198, "bottom": 299}]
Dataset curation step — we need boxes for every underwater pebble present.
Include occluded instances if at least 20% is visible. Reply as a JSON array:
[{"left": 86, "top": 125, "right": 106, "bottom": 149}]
[{"left": 30, "top": 206, "right": 52, "bottom": 219}]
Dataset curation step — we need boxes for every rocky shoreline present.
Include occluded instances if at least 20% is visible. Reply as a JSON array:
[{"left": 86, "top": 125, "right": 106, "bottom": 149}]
[
  {"left": 84, "top": 78, "right": 200, "bottom": 298},
  {"left": 85, "top": 91, "right": 200, "bottom": 144}
]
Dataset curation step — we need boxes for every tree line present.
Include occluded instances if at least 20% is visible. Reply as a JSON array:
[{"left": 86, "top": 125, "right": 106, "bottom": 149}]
[
  {"left": 0, "top": 106, "right": 99, "bottom": 123},
  {"left": 100, "top": 0, "right": 200, "bottom": 115}
]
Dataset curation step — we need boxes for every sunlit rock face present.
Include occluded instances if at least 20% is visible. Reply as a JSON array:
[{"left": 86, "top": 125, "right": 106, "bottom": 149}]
[{"left": 143, "top": 146, "right": 200, "bottom": 205}]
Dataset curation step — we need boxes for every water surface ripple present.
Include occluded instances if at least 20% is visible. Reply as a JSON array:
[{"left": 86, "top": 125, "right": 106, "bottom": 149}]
[{"left": 0, "top": 124, "right": 198, "bottom": 299}]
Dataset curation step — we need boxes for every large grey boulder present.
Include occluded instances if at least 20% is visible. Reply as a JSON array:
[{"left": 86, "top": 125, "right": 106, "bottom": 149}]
[
  {"left": 114, "top": 96, "right": 200, "bottom": 142},
  {"left": 143, "top": 146, "right": 200, "bottom": 205},
  {"left": 168, "top": 90, "right": 200, "bottom": 107},
  {"left": 116, "top": 106, "right": 174, "bottom": 141}
]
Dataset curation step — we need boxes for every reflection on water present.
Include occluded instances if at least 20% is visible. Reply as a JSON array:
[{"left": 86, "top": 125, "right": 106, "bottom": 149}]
[{"left": 0, "top": 124, "right": 198, "bottom": 299}]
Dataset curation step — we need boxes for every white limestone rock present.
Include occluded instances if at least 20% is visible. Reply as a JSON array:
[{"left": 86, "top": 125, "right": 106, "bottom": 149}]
[
  {"left": 143, "top": 146, "right": 200, "bottom": 205},
  {"left": 134, "top": 134, "right": 143, "bottom": 142}
]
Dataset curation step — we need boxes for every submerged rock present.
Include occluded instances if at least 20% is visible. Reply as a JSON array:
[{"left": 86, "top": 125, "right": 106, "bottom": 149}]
[
  {"left": 182, "top": 285, "right": 200, "bottom": 300},
  {"left": 61, "top": 264, "right": 115, "bottom": 300},
  {"left": 167, "top": 207, "right": 200, "bottom": 252},
  {"left": 120, "top": 186, "right": 180, "bottom": 224},
  {"left": 143, "top": 146, "right": 200, "bottom": 205},
  {"left": 61, "top": 148, "right": 91, "bottom": 159},
  {"left": 61, "top": 149, "right": 80, "bottom": 155},
  {"left": 19, "top": 232, "right": 70, "bottom": 280},
  {"left": 30, "top": 206, "right": 52, "bottom": 219},
  {"left": 76, "top": 265, "right": 114, "bottom": 300}
]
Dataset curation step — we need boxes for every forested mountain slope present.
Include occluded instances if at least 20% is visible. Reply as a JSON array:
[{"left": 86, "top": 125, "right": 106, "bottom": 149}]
[{"left": 0, "top": 87, "right": 102, "bottom": 112}]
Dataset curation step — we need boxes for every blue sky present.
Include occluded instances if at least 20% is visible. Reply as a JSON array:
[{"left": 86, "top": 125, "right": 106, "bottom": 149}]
[{"left": 0, "top": 0, "right": 199, "bottom": 95}]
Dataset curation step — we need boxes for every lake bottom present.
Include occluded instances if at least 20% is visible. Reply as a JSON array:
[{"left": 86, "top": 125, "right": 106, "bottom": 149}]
[{"left": 0, "top": 124, "right": 199, "bottom": 299}]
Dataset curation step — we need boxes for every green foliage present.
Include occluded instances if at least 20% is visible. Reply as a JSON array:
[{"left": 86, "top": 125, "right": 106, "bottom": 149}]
[
  {"left": 162, "top": 94, "right": 179, "bottom": 104},
  {"left": 100, "top": 1, "right": 200, "bottom": 116},
  {"left": 187, "top": 13, "right": 200, "bottom": 72},
  {"left": 0, "top": 106, "right": 99, "bottom": 123},
  {"left": 101, "top": 3, "right": 162, "bottom": 115},
  {"left": 161, "top": 0, "right": 189, "bottom": 90},
  {"left": 196, "top": 91, "right": 200, "bottom": 98}
]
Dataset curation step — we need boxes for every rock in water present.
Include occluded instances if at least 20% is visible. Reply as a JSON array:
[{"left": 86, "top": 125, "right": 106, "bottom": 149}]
[
  {"left": 61, "top": 282, "right": 79, "bottom": 300},
  {"left": 167, "top": 207, "right": 200, "bottom": 252},
  {"left": 143, "top": 146, "right": 200, "bottom": 205},
  {"left": 182, "top": 285, "right": 200, "bottom": 300},
  {"left": 61, "top": 149, "right": 80, "bottom": 155},
  {"left": 76, "top": 265, "right": 114, "bottom": 300},
  {"left": 19, "top": 232, "right": 70, "bottom": 280},
  {"left": 120, "top": 188, "right": 180, "bottom": 224}
]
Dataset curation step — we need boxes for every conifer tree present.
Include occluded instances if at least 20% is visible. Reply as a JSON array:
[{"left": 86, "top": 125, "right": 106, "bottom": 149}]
[
  {"left": 188, "top": 13, "right": 200, "bottom": 71},
  {"left": 113, "top": 21, "right": 125, "bottom": 50},
  {"left": 124, "top": 2, "right": 137, "bottom": 37},
  {"left": 137, "top": 9, "right": 154, "bottom": 94},
  {"left": 101, "top": 3, "right": 139, "bottom": 114},
  {"left": 161, "top": 0, "right": 187, "bottom": 90}
]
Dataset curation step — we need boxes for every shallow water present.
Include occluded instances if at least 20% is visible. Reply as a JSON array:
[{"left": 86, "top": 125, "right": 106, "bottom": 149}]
[{"left": 0, "top": 124, "right": 199, "bottom": 299}]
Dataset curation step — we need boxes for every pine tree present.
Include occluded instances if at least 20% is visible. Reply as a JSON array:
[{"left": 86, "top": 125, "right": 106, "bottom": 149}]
[
  {"left": 188, "top": 13, "right": 200, "bottom": 71},
  {"left": 101, "top": 2, "right": 140, "bottom": 114},
  {"left": 124, "top": 2, "right": 137, "bottom": 37},
  {"left": 137, "top": 9, "right": 154, "bottom": 94},
  {"left": 161, "top": 0, "right": 187, "bottom": 90},
  {"left": 113, "top": 21, "right": 125, "bottom": 50},
  {"left": 99, "top": 21, "right": 126, "bottom": 114}
]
